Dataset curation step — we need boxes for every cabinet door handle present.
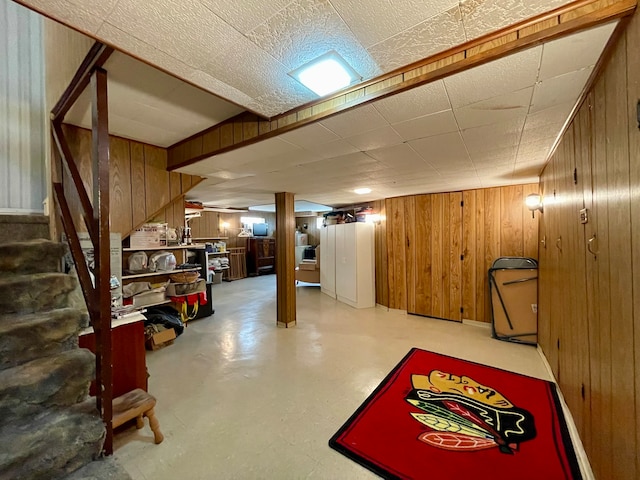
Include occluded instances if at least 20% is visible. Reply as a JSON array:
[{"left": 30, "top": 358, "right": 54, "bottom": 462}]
[{"left": 587, "top": 234, "right": 598, "bottom": 256}]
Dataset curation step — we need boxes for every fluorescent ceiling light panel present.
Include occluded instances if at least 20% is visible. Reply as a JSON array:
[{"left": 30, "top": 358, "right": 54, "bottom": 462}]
[
  {"left": 290, "top": 51, "right": 361, "bottom": 97},
  {"left": 354, "top": 188, "right": 372, "bottom": 194}
]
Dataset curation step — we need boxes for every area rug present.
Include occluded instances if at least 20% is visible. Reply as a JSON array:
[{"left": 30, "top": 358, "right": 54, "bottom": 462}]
[{"left": 329, "top": 348, "right": 581, "bottom": 480}]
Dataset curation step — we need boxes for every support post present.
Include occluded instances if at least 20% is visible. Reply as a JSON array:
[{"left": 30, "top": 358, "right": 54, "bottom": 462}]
[
  {"left": 275, "top": 192, "right": 296, "bottom": 327},
  {"left": 91, "top": 67, "right": 114, "bottom": 454}
]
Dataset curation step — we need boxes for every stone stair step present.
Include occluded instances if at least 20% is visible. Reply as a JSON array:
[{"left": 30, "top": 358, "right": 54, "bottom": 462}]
[
  {"left": 62, "top": 457, "right": 132, "bottom": 480},
  {"left": 0, "top": 349, "right": 94, "bottom": 424},
  {"left": 0, "top": 408, "right": 105, "bottom": 480},
  {"left": 0, "top": 308, "right": 87, "bottom": 370},
  {"left": 0, "top": 272, "right": 77, "bottom": 314},
  {"left": 0, "top": 238, "right": 66, "bottom": 276}
]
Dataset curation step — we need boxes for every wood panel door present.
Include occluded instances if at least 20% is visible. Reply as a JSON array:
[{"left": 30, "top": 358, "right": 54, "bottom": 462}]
[{"left": 406, "top": 192, "right": 463, "bottom": 321}]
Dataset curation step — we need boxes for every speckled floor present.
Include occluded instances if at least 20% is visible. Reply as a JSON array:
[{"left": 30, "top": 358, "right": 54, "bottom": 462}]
[{"left": 114, "top": 275, "right": 589, "bottom": 479}]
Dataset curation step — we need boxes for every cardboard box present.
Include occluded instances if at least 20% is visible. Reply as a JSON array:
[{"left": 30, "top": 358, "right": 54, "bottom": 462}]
[
  {"left": 146, "top": 327, "right": 176, "bottom": 351},
  {"left": 299, "top": 260, "right": 317, "bottom": 271}
]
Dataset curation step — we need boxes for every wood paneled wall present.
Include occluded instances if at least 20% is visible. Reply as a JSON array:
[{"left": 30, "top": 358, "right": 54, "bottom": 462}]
[
  {"left": 538, "top": 13, "right": 640, "bottom": 480},
  {"left": 60, "top": 124, "right": 201, "bottom": 238},
  {"left": 189, "top": 210, "right": 277, "bottom": 248},
  {"left": 381, "top": 184, "right": 538, "bottom": 323}
]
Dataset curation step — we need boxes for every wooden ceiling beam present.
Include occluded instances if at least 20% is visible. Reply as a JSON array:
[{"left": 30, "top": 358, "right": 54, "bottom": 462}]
[{"left": 167, "top": 0, "right": 637, "bottom": 171}]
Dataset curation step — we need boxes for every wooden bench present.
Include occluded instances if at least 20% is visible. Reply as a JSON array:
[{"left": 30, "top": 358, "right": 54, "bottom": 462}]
[{"left": 112, "top": 388, "right": 164, "bottom": 444}]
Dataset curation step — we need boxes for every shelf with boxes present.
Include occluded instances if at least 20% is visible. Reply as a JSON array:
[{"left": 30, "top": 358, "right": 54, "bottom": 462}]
[{"left": 122, "top": 245, "right": 204, "bottom": 309}]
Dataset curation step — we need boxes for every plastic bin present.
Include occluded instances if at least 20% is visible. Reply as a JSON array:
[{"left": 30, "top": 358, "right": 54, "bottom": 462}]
[{"left": 489, "top": 257, "right": 538, "bottom": 345}]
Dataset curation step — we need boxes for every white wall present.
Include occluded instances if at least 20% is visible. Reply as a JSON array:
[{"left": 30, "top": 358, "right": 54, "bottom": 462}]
[{"left": 0, "top": 0, "right": 45, "bottom": 214}]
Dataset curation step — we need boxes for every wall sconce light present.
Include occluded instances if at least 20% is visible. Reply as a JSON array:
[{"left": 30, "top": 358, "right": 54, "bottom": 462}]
[
  {"left": 525, "top": 193, "right": 544, "bottom": 218},
  {"left": 221, "top": 221, "right": 230, "bottom": 236}
]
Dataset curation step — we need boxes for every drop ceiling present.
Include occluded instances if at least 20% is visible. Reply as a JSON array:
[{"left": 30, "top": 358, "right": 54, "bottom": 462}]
[{"left": 18, "top": 0, "right": 622, "bottom": 209}]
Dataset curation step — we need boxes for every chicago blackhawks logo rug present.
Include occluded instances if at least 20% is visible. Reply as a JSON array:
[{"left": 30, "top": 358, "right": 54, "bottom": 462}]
[{"left": 329, "top": 348, "right": 581, "bottom": 479}]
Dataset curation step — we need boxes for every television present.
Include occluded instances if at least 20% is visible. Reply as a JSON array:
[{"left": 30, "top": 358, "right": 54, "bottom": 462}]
[{"left": 252, "top": 223, "right": 268, "bottom": 236}]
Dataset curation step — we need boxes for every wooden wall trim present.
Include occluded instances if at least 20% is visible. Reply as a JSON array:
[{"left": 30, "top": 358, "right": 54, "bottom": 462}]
[{"left": 167, "top": 0, "right": 636, "bottom": 171}]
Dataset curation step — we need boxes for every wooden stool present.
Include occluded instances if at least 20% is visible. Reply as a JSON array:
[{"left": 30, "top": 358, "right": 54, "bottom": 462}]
[{"left": 112, "top": 388, "right": 164, "bottom": 444}]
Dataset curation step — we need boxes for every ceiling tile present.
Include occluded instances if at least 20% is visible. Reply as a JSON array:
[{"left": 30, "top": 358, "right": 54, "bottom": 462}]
[
  {"left": 185, "top": 70, "right": 254, "bottom": 108},
  {"left": 453, "top": 87, "right": 532, "bottom": 130},
  {"left": 197, "top": 0, "right": 292, "bottom": 34},
  {"left": 539, "top": 21, "right": 617, "bottom": 80},
  {"left": 345, "top": 126, "right": 404, "bottom": 152},
  {"left": 96, "top": 22, "right": 196, "bottom": 81},
  {"left": 393, "top": 109, "right": 459, "bottom": 142},
  {"left": 461, "top": 119, "right": 525, "bottom": 154},
  {"left": 409, "top": 131, "right": 471, "bottom": 171},
  {"left": 460, "top": 0, "right": 575, "bottom": 40},
  {"left": 366, "top": 144, "right": 437, "bottom": 174},
  {"left": 444, "top": 46, "right": 542, "bottom": 108},
  {"left": 320, "top": 105, "right": 389, "bottom": 138},
  {"left": 106, "top": 0, "right": 236, "bottom": 71},
  {"left": 244, "top": 0, "right": 380, "bottom": 80},
  {"left": 374, "top": 80, "right": 451, "bottom": 124},
  {"left": 331, "top": 0, "right": 459, "bottom": 48},
  {"left": 367, "top": 6, "right": 466, "bottom": 72},
  {"left": 279, "top": 123, "right": 341, "bottom": 148},
  {"left": 304, "top": 139, "right": 360, "bottom": 160},
  {"left": 23, "top": 0, "right": 105, "bottom": 34},
  {"left": 530, "top": 67, "right": 593, "bottom": 113}
]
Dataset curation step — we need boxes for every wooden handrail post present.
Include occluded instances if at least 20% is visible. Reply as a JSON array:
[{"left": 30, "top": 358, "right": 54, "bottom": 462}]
[{"left": 91, "top": 66, "right": 114, "bottom": 455}]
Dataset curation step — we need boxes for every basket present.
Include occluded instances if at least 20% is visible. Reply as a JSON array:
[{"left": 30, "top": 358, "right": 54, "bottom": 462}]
[{"left": 169, "top": 271, "right": 200, "bottom": 284}]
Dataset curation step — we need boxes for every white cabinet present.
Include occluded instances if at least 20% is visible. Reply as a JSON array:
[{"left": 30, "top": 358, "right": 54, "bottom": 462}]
[
  {"left": 320, "top": 224, "right": 336, "bottom": 298},
  {"left": 321, "top": 223, "right": 374, "bottom": 308}
]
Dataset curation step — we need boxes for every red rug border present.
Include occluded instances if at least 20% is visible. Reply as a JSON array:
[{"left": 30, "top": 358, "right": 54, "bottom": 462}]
[{"left": 328, "top": 347, "right": 582, "bottom": 480}]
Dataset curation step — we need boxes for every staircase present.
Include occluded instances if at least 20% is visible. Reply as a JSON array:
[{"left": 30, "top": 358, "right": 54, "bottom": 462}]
[{"left": 0, "top": 237, "right": 131, "bottom": 479}]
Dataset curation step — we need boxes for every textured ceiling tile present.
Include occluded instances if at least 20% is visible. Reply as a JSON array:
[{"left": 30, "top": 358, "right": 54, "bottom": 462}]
[
  {"left": 304, "top": 139, "right": 360, "bottom": 159},
  {"left": 245, "top": 0, "right": 380, "bottom": 81},
  {"left": 244, "top": 81, "right": 317, "bottom": 117},
  {"left": 185, "top": 70, "right": 254, "bottom": 109},
  {"left": 367, "top": 6, "right": 466, "bottom": 72},
  {"left": 97, "top": 23, "right": 196, "bottom": 80},
  {"left": 462, "top": 119, "right": 525, "bottom": 154},
  {"left": 107, "top": 0, "right": 237, "bottom": 71},
  {"left": 366, "top": 144, "right": 437, "bottom": 173},
  {"left": 444, "top": 46, "right": 542, "bottom": 108},
  {"left": 22, "top": 0, "right": 104, "bottom": 34},
  {"left": 460, "top": 0, "right": 574, "bottom": 40},
  {"left": 409, "top": 131, "right": 471, "bottom": 169},
  {"left": 279, "top": 124, "right": 341, "bottom": 148},
  {"left": 374, "top": 80, "right": 451, "bottom": 124},
  {"left": 198, "top": 0, "right": 293, "bottom": 34},
  {"left": 320, "top": 105, "right": 388, "bottom": 138},
  {"left": 392, "top": 110, "right": 459, "bottom": 142},
  {"left": 331, "top": 0, "right": 459, "bottom": 48},
  {"left": 345, "top": 126, "right": 404, "bottom": 152},
  {"left": 530, "top": 67, "right": 592, "bottom": 113},
  {"left": 525, "top": 101, "right": 574, "bottom": 130},
  {"left": 453, "top": 87, "right": 533, "bottom": 130},
  {"left": 539, "top": 22, "right": 617, "bottom": 80}
]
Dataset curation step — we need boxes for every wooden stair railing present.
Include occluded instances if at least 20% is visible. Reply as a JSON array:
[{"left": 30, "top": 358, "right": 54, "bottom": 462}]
[{"left": 51, "top": 43, "right": 115, "bottom": 454}]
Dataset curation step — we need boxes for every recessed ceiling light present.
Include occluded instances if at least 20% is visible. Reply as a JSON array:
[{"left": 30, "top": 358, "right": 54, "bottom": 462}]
[
  {"left": 354, "top": 188, "right": 372, "bottom": 195},
  {"left": 289, "top": 50, "right": 361, "bottom": 97}
]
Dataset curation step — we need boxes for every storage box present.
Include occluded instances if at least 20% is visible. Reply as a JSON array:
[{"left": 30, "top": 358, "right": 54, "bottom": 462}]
[
  {"left": 299, "top": 261, "right": 316, "bottom": 271},
  {"left": 209, "top": 271, "right": 223, "bottom": 284},
  {"left": 130, "top": 223, "right": 168, "bottom": 249},
  {"left": 145, "top": 327, "right": 176, "bottom": 351},
  {"left": 166, "top": 278, "right": 206, "bottom": 297},
  {"left": 132, "top": 290, "right": 166, "bottom": 307}
]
